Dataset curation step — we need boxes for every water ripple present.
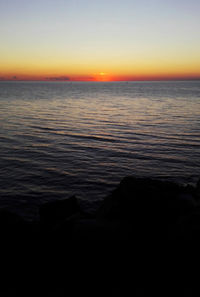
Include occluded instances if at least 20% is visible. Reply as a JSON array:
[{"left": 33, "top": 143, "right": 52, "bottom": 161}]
[{"left": 0, "top": 81, "right": 200, "bottom": 219}]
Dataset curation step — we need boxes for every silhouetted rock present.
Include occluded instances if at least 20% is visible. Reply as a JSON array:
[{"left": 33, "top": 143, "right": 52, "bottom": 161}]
[
  {"left": 0, "top": 209, "right": 30, "bottom": 237},
  {"left": 97, "top": 177, "right": 197, "bottom": 241},
  {"left": 196, "top": 178, "right": 200, "bottom": 199},
  {"left": 69, "top": 218, "right": 131, "bottom": 240},
  {"left": 0, "top": 209, "right": 24, "bottom": 226},
  {"left": 40, "top": 195, "right": 81, "bottom": 230},
  {"left": 0, "top": 209, "right": 39, "bottom": 253},
  {"left": 175, "top": 208, "right": 200, "bottom": 241},
  {"left": 0, "top": 177, "right": 200, "bottom": 296},
  {"left": 98, "top": 177, "right": 187, "bottom": 218}
]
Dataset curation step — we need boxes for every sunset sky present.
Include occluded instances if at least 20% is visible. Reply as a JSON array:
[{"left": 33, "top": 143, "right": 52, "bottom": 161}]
[{"left": 0, "top": 0, "right": 200, "bottom": 81}]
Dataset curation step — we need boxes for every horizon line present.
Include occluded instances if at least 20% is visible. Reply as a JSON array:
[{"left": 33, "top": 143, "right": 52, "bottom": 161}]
[{"left": 0, "top": 78, "right": 200, "bottom": 82}]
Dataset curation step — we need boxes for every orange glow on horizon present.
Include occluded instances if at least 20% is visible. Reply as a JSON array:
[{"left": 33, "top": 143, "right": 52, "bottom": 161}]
[
  {"left": 1, "top": 55, "right": 200, "bottom": 82},
  {"left": 0, "top": 75, "right": 200, "bottom": 82},
  {"left": 1, "top": 1, "right": 200, "bottom": 84},
  {"left": 93, "top": 72, "right": 114, "bottom": 82},
  {"left": 0, "top": 70, "right": 200, "bottom": 82}
]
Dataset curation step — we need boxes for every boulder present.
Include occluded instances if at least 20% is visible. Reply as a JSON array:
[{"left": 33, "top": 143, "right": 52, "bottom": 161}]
[
  {"left": 196, "top": 178, "right": 200, "bottom": 199},
  {"left": 0, "top": 209, "right": 24, "bottom": 226},
  {"left": 98, "top": 177, "right": 183, "bottom": 218},
  {"left": 175, "top": 208, "right": 200, "bottom": 241},
  {"left": 0, "top": 209, "right": 39, "bottom": 246},
  {"left": 97, "top": 176, "right": 196, "bottom": 241},
  {"left": 70, "top": 218, "right": 131, "bottom": 241},
  {"left": 39, "top": 195, "right": 81, "bottom": 230}
]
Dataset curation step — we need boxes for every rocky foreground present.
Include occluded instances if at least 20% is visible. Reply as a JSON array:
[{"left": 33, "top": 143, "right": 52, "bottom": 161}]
[{"left": 1, "top": 176, "right": 200, "bottom": 296}]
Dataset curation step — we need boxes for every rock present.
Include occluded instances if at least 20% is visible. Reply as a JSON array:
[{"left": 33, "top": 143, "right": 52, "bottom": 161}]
[
  {"left": 0, "top": 209, "right": 24, "bottom": 226},
  {"left": 0, "top": 209, "right": 39, "bottom": 245},
  {"left": 98, "top": 177, "right": 182, "bottom": 219},
  {"left": 175, "top": 208, "right": 200, "bottom": 241},
  {"left": 196, "top": 178, "right": 200, "bottom": 199},
  {"left": 97, "top": 176, "right": 196, "bottom": 241},
  {"left": 39, "top": 195, "right": 81, "bottom": 230},
  {"left": 71, "top": 218, "right": 131, "bottom": 241}
]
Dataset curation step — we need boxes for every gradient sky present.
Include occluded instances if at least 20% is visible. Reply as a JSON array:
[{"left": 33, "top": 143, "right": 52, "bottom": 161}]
[{"left": 0, "top": 0, "right": 200, "bottom": 81}]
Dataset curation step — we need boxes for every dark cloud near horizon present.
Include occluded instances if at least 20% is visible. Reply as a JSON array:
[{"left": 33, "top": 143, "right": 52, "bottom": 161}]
[
  {"left": 46, "top": 76, "right": 70, "bottom": 81},
  {"left": 75, "top": 76, "right": 95, "bottom": 80},
  {"left": 0, "top": 76, "right": 18, "bottom": 80}
]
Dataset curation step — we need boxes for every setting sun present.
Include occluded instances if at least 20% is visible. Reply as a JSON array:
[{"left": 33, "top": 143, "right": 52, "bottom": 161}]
[
  {"left": 94, "top": 72, "right": 112, "bottom": 82},
  {"left": 0, "top": 0, "right": 200, "bottom": 81},
  {"left": 0, "top": 1, "right": 200, "bottom": 291}
]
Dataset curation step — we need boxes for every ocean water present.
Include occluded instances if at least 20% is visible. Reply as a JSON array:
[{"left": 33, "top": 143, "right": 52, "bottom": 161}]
[{"left": 0, "top": 81, "right": 200, "bottom": 220}]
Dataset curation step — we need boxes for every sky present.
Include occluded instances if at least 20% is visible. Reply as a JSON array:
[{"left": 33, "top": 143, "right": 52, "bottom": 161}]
[{"left": 0, "top": 0, "right": 200, "bottom": 81}]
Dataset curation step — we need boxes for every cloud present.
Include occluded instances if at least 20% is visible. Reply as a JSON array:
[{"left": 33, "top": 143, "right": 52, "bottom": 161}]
[
  {"left": 46, "top": 76, "right": 70, "bottom": 81},
  {"left": 0, "top": 77, "right": 5, "bottom": 80},
  {"left": 74, "top": 76, "right": 95, "bottom": 80}
]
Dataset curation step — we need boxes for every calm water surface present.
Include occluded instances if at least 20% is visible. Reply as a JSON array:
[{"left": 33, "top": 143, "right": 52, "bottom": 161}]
[{"left": 0, "top": 81, "right": 200, "bottom": 219}]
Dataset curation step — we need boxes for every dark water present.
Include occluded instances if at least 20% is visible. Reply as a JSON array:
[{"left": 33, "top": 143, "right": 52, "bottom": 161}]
[{"left": 0, "top": 81, "right": 200, "bottom": 220}]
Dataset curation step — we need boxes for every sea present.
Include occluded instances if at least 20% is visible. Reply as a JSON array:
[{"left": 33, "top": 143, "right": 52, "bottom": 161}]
[{"left": 0, "top": 81, "right": 200, "bottom": 220}]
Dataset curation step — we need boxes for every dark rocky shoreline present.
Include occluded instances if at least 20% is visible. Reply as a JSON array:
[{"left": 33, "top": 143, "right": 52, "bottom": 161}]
[{"left": 1, "top": 176, "right": 200, "bottom": 296}]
